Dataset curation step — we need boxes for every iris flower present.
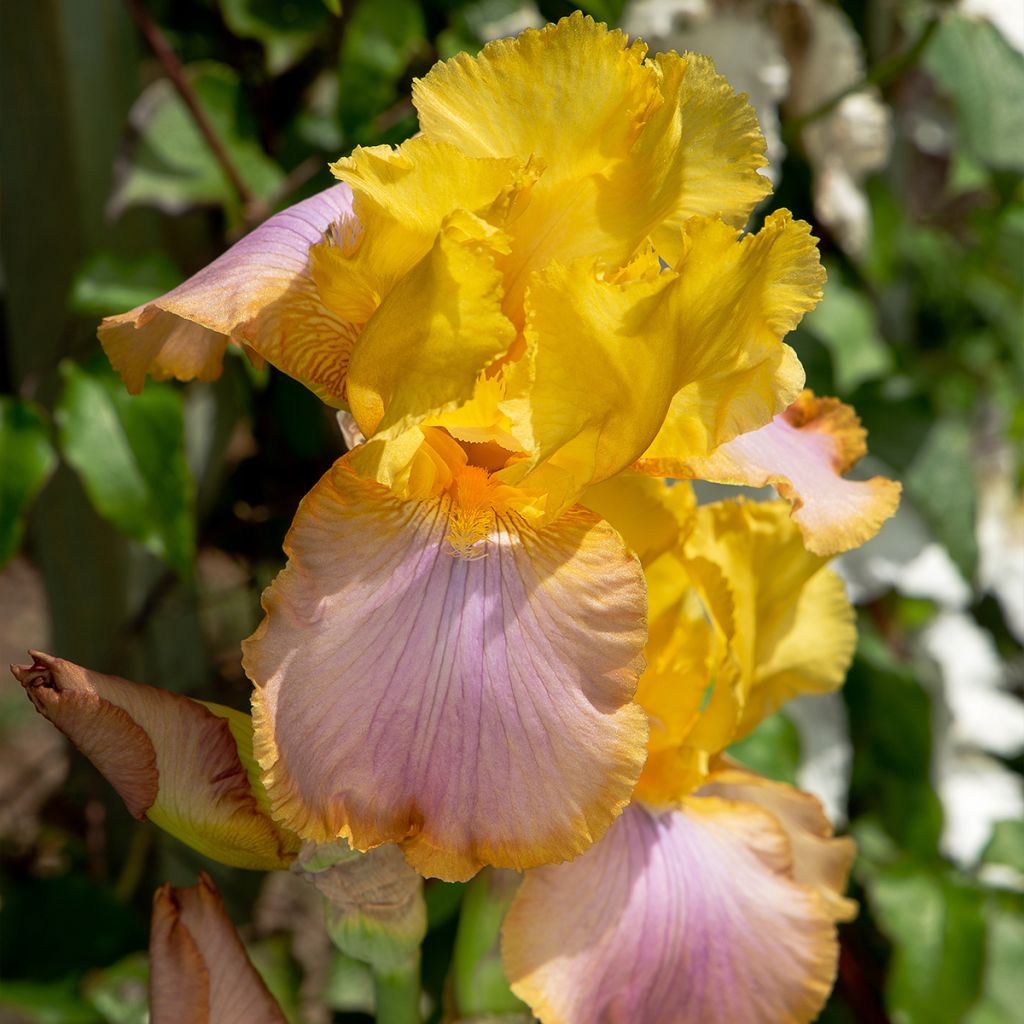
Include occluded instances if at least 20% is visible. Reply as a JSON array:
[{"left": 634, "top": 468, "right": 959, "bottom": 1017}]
[
  {"left": 502, "top": 493, "right": 859, "bottom": 1023},
  {"left": 99, "top": 13, "right": 898, "bottom": 880}
]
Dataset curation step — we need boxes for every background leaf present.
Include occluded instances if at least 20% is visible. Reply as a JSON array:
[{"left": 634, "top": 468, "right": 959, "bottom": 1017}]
[
  {"left": 0, "top": 399, "right": 58, "bottom": 568},
  {"left": 56, "top": 361, "right": 195, "bottom": 576}
]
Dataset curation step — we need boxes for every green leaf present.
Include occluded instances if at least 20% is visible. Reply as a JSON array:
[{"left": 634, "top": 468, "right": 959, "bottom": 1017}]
[
  {"left": 926, "top": 13, "right": 1024, "bottom": 172},
  {"left": 577, "top": 0, "right": 627, "bottom": 27},
  {"left": 337, "top": 0, "right": 425, "bottom": 143},
  {"left": 56, "top": 361, "right": 195, "bottom": 575},
  {"left": 845, "top": 623, "right": 944, "bottom": 857},
  {"left": 221, "top": 0, "right": 333, "bottom": 75},
  {"left": 70, "top": 251, "right": 182, "bottom": 318},
  {"left": 111, "top": 61, "right": 284, "bottom": 221},
  {"left": 0, "top": 980, "right": 101, "bottom": 1024},
  {"left": 727, "top": 711, "right": 801, "bottom": 784},
  {"left": 906, "top": 418, "right": 978, "bottom": 578},
  {"left": 0, "top": 398, "right": 58, "bottom": 567},
  {"left": 803, "top": 269, "right": 892, "bottom": 393},
  {"left": 869, "top": 865, "right": 986, "bottom": 1024},
  {"left": 965, "top": 893, "right": 1024, "bottom": 1024},
  {"left": 81, "top": 952, "right": 149, "bottom": 1024},
  {"left": 981, "top": 820, "right": 1024, "bottom": 875}
]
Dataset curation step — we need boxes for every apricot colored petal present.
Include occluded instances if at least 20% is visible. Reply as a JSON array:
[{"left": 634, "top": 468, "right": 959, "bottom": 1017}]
[
  {"left": 150, "top": 873, "right": 286, "bottom": 1024},
  {"left": 344, "top": 209, "right": 515, "bottom": 440},
  {"left": 12, "top": 653, "right": 297, "bottom": 870},
  {"left": 698, "top": 765, "right": 857, "bottom": 921},
  {"left": 673, "top": 391, "right": 902, "bottom": 555},
  {"left": 503, "top": 800, "right": 838, "bottom": 1024},
  {"left": 242, "top": 457, "right": 648, "bottom": 882},
  {"left": 99, "top": 186, "right": 356, "bottom": 401},
  {"left": 636, "top": 212, "right": 821, "bottom": 466},
  {"left": 610, "top": 52, "right": 771, "bottom": 255},
  {"left": 413, "top": 13, "right": 656, "bottom": 183}
]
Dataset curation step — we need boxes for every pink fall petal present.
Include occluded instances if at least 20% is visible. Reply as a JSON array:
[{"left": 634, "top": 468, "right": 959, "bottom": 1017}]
[
  {"left": 100, "top": 185, "right": 357, "bottom": 402},
  {"left": 242, "top": 456, "right": 649, "bottom": 881},
  {"left": 503, "top": 799, "right": 840, "bottom": 1024}
]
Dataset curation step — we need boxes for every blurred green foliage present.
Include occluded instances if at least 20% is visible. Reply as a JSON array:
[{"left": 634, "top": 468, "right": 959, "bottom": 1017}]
[{"left": 1, "top": 1, "right": 1021, "bottom": 1022}]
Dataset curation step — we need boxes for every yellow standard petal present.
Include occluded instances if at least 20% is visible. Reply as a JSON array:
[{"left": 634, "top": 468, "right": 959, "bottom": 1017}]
[{"left": 637, "top": 211, "right": 822, "bottom": 470}]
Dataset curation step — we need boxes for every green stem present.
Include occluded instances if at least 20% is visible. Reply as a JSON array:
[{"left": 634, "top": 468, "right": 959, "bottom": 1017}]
[{"left": 373, "top": 954, "right": 422, "bottom": 1024}]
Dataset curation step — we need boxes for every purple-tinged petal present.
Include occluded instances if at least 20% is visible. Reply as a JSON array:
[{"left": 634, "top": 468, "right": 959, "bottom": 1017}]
[
  {"left": 100, "top": 185, "right": 358, "bottom": 403},
  {"left": 242, "top": 455, "right": 649, "bottom": 881},
  {"left": 503, "top": 799, "right": 840, "bottom": 1024}
]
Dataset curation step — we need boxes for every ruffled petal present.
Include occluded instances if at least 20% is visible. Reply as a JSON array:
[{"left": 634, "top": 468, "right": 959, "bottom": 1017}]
[
  {"left": 672, "top": 391, "right": 902, "bottom": 555},
  {"left": 322, "top": 137, "right": 531, "bottom": 324},
  {"left": 635, "top": 212, "right": 819, "bottom": 467},
  {"left": 150, "top": 873, "right": 287, "bottom": 1024},
  {"left": 242, "top": 457, "right": 648, "bottom": 881},
  {"left": 610, "top": 51, "right": 771, "bottom": 257},
  {"left": 13, "top": 652, "right": 297, "bottom": 870},
  {"left": 683, "top": 499, "right": 856, "bottom": 739},
  {"left": 697, "top": 766, "right": 857, "bottom": 921},
  {"left": 99, "top": 186, "right": 356, "bottom": 401},
  {"left": 503, "top": 800, "right": 839, "bottom": 1024},
  {"left": 412, "top": 13, "right": 656, "bottom": 183},
  {"left": 344, "top": 209, "right": 515, "bottom": 442}
]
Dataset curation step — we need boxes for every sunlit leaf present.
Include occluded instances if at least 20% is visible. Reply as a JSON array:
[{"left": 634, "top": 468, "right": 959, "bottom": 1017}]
[
  {"left": 869, "top": 865, "right": 985, "bottom": 1024},
  {"left": 110, "top": 61, "right": 284, "bottom": 220},
  {"left": 0, "top": 398, "right": 57, "bottom": 568},
  {"left": 926, "top": 13, "right": 1024, "bottom": 172},
  {"left": 81, "top": 952, "right": 149, "bottom": 1024},
  {"left": 965, "top": 893, "right": 1024, "bottom": 1024},
  {"left": 56, "top": 361, "right": 195, "bottom": 575}
]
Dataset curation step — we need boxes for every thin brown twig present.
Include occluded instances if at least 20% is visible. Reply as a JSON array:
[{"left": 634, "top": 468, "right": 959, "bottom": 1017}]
[{"left": 124, "top": 0, "right": 267, "bottom": 222}]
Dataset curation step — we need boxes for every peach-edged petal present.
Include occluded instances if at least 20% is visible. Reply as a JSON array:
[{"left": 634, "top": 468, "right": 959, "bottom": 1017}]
[
  {"left": 100, "top": 185, "right": 357, "bottom": 404},
  {"left": 634, "top": 212, "right": 819, "bottom": 469},
  {"left": 503, "top": 799, "right": 839, "bottom": 1024},
  {"left": 671, "top": 391, "right": 902, "bottom": 555},
  {"left": 698, "top": 765, "right": 857, "bottom": 922},
  {"left": 12, "top": 652, "right": 298, "bottom": 869},
  {"left": 150, "top": 872, "right": 286, "bottom": 1024},
  {"left": 242, "top": 456, "right": 649, "bottom": 882}
]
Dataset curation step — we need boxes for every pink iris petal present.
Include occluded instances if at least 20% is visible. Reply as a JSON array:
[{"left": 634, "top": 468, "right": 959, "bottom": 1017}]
[
  {"left": 242, "top": 457, "right": 649, "bottom": 881},
  {"left": 674, "top": 392, "right": 900, "bottom": 555},
  {"left": 503, "top": 799, "right": 839, "bottom": 1024},
  {"left": 100, "top": 185, "right": 355, "bottom": 397}
]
